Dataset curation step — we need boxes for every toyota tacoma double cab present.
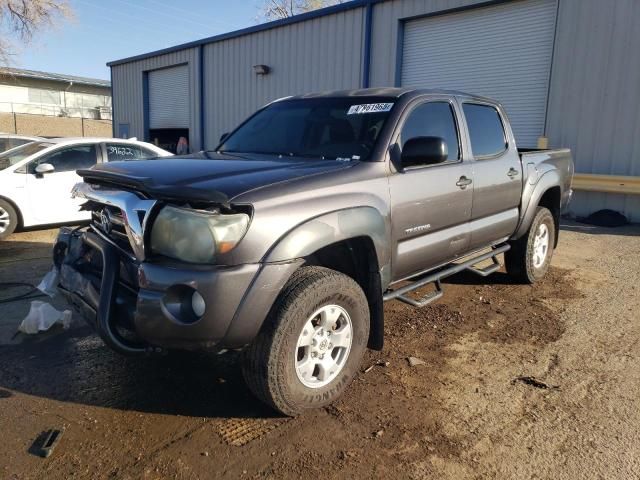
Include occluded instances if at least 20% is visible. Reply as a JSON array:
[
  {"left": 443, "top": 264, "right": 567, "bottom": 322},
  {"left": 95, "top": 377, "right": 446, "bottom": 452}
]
[{"left": 53, "top": 88, "right": 573, "bottom": 416}]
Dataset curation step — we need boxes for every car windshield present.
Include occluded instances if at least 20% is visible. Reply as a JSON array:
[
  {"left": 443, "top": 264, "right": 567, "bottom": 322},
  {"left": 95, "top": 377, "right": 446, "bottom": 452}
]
[
  {"left": 0, "top": 142, "right": 53, "bottom": 171},
  {"left": 218, "top": 97, "right": 395, "bottom": 161}
]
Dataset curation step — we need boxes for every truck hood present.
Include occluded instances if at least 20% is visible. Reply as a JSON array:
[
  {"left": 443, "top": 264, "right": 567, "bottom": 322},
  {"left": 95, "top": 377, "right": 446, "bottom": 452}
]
[{"left": 78, "top": 152, "right": 356, "bottom": 205}]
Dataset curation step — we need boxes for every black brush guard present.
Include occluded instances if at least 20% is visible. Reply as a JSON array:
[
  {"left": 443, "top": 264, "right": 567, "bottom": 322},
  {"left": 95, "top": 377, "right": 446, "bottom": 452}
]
[{"left": 55, "top": 228, "right": 150, "bottom": 356}]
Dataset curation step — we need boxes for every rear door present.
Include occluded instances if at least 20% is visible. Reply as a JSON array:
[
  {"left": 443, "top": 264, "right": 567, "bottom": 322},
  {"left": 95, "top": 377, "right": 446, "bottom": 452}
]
[
  {"left": 389, "top": 98, "right": 473, "bottom": 281},
  {"left": 26, "top": 144, "right": 99, "bottom": 224},
  {"left": 460, "top": 102, "right": 522, "bottom": 249}
]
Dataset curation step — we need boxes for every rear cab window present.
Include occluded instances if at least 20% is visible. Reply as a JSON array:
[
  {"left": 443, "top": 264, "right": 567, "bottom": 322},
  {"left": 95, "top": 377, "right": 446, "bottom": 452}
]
[
  {"left": 106, "top": 143, "right": 157, "bottom": 161},
  {"left": 462, "top": 103, "right": 507, "bottom": 158}
]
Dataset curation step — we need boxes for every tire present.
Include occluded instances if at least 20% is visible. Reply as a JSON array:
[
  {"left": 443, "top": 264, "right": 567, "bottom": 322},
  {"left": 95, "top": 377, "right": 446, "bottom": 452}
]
[
  {"left": 242, "top": 266, "right": 370, "bottom": 416},
  {"left": 505, "top": 206, "right": 555, "bottom": 284},
  {"left": 0, "top": 199, "right": 18, "bottom": 240}
]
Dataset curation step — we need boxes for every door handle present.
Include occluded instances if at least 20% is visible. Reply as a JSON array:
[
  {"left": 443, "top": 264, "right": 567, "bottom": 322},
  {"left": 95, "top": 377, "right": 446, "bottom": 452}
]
[
  {"left": 456, "top": 176, "right": 473, "bottom": 189},
  {"left": 507, "top": 168, "right": 519, "bottom": 178}
]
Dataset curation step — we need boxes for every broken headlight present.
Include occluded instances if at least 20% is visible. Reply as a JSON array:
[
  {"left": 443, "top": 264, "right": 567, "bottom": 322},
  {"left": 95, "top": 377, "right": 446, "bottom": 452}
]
[{"left": 150, "top": 205, "right": 250, "bottom": 264}]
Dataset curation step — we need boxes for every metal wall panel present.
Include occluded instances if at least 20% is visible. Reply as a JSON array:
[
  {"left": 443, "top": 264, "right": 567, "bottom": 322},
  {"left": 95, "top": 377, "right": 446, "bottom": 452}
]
[
  {"left": 400, "top": 0, "right": 556, "bottom": 147},
  {"left": 111, "top": 48, "right": 201, "bottom": 150},
  {"left": 545, "top": 0, "right": 640, "bottom": 221},
  {"left": 369, "top": 0, "right": 481, "bottom": 87},
  {"left": 149, "top": 65, "right": 190, "bottom": 129},
  {"left": 202, "top": 7, "right": 365, "bottom": 148}
]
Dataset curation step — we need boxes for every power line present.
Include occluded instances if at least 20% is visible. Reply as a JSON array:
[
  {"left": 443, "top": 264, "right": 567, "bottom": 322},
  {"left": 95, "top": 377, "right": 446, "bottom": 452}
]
[
  {"left": 77, "top": 0, "right": 211, "bottom": 41},
  {"left": 107, "top": 0, "right": 218, "bottom": 33},
  {"left": 142, "top": 0, "right": 232, "bottom": 29}
]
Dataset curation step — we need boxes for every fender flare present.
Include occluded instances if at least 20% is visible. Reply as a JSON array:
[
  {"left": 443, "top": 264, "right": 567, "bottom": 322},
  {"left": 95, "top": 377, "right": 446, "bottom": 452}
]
[
  {"left": 263, "top": 206, "right": 390, "bottom": 275},
  {"left": 514, "top": 170, "right": 562, "bottom": 240}
]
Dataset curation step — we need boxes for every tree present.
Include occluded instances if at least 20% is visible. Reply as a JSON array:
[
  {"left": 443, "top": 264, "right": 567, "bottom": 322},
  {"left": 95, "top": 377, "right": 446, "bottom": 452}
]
[
  {"left": 259, "top": 0, "right": 348, "bottom": 21},
  {"left": 0, "top": 0, "right": 72, "bottom": 64}
]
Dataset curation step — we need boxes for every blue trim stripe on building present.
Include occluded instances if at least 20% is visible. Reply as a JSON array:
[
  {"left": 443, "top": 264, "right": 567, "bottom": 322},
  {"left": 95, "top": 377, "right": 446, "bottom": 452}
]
[
  {"left": 362, "top": 1, "right": 374, "bottom": 88},
  {"left": 142, "top": 72, "right": 150, "bottom": 142},
  {"left": 198, "top": 45, "right": 206, "bottom": 150}
]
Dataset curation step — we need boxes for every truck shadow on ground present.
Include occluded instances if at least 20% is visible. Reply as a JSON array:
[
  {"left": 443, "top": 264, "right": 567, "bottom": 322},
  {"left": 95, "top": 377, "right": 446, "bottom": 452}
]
[
  {"left": 0, "top": 327, "right": 281, "bottom": 419},
  {"left": 0, "top": 267, "right": 582, "bottom": 423}
]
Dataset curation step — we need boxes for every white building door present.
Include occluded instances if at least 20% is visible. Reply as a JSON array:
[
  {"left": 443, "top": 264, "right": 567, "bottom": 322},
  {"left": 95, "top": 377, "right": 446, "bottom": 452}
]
[
  {"left": 401, "top": 0, "right": 557, "bottom": 147},
  {"left": 148, "top": 65, "right": 190, "bottom": 130}
]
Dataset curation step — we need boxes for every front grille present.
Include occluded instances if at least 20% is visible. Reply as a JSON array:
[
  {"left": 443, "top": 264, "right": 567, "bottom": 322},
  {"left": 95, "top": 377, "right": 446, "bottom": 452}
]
[{"left": 91, "top": 206, "right": 135, "bottom": 256}]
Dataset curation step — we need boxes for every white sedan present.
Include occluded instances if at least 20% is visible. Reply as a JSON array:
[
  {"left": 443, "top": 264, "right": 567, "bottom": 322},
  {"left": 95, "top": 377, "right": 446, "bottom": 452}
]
[{"left": 0, "top": 137, "right": 172, "bottom": 238}]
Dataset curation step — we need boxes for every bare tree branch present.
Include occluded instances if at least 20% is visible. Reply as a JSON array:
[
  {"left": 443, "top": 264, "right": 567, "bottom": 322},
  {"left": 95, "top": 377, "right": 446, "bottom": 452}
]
[
  {"left": 258, "top": 0, "right": 347, "bottom": 22},
  {"left": 0, "top": 0, "right": 72, "bottom": 66}
]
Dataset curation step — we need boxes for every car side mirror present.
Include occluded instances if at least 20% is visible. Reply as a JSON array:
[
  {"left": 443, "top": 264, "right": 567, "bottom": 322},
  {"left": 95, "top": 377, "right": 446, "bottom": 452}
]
[
  {"left": 35, "top": 163, "right": 55, "bottom": 175},
  {"left": 401, "top": 136, "right": 448, "bottom": 168},
  {"left": 219, "top": 132, "right": 230, "bottom": 143}
]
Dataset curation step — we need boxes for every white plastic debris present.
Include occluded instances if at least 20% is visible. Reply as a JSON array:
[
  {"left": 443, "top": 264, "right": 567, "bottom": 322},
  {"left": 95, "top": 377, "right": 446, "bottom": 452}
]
[
  {"left": 36, "top": 267, "right": 59, "bottom": 297},
  {"left": 18, "top": 301, "right": 72, "bottom": 335}
]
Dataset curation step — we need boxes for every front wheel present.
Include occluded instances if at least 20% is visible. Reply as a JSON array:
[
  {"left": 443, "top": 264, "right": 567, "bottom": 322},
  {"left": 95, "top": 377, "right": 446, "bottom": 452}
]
[
  {"left": 242, "top": 266, "right": 370, "bottom": 416},
  {"left": 505, "top": 206, "right": 555, "bottom": 284},
  {"left": 0, "top": 199, "right": 18, "bottom": 240}
]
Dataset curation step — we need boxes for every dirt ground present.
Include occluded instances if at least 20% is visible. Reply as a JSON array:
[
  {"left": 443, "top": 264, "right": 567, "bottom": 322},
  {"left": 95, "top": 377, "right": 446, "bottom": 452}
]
[{"left": 0, "top": 221, "right": 639, "bottom": 479}]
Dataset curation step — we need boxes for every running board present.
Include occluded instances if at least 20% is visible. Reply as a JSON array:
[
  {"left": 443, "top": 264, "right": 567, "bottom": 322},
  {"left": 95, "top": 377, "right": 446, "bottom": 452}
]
[{"left": 383, "top": 244, "right": 510, "bottom": 308}]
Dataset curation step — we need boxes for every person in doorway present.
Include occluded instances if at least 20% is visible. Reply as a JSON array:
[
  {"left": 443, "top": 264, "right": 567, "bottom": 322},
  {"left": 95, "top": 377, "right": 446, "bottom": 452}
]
[{"left": 176, "top": 136, "right": 189, "bottom": 155}]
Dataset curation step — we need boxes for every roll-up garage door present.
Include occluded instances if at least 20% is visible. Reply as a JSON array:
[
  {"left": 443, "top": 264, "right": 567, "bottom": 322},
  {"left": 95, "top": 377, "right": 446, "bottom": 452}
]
[
  {"left": 401, "top": 0, "right": 557, "bottom": 147},
  {"left": 148, "top": 65, "right": 189, "bottom": 129}
]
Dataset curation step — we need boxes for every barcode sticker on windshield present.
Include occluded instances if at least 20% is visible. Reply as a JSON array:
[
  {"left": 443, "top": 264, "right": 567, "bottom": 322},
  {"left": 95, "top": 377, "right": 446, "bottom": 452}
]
[{"left": 347, "top": 103, "right": 394, "bottom": 115}]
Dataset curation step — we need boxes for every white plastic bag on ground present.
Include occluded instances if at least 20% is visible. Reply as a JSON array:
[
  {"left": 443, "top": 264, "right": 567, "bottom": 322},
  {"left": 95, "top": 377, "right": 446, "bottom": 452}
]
[
  {"left": 36, "top": 268, "right": 59, "bottom": 297},
  {"left": 18, "top": 301, "right": 72, "bottom": 335}
]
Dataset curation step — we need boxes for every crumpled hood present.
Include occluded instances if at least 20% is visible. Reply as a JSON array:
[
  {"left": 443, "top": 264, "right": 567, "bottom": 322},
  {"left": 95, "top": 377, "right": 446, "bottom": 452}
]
[{"left": 78, "top": 152, "right": 355, "bottom": 204}]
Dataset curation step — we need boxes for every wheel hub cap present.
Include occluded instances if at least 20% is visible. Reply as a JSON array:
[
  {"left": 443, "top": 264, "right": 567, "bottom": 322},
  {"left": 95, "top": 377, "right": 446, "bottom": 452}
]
[
  {"left": 295, "top": 304, "right": 353, "bottom": 388},
  {"left": 0, "top": 207, "right": 9, "bottom": 234},
  {"left": 532, "top": 223, "right": 549, "bottom": 269}
]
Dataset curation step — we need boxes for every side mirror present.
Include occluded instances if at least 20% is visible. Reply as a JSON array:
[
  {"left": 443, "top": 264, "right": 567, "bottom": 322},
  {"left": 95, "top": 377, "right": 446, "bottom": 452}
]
[
  {"left": 35, "top": 163, "right": 55, "bottom": 175},
  {"left": 401, "top": 136, "right": 448, "bottom": 168},
  {"left": 219, "top": 132, "right": 230, "bottom": 143}
]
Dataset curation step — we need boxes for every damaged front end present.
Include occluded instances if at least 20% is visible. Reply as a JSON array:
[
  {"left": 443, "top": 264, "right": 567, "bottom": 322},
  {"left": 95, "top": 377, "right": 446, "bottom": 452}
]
[
  {"left": 55, "top": 226, "right": 151, "bottom": 355},
  {"left": 53, "top": 180, "right": 274, "bottom": 355}
]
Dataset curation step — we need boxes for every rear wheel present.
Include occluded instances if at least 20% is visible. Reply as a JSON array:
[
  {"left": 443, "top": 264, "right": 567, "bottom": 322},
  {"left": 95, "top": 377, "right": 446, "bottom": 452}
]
[
  {"left": 505, "top": 206, "right": 555, "bottom": 284},
  {"left": 242, "top": 266, "right": 370, "bottom": 416},
  {"left": 0, "top": 199, "right": 18, "bottom": 240}
]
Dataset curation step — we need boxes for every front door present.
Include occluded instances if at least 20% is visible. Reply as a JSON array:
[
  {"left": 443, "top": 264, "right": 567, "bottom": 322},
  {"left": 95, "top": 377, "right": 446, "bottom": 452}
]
[
  {"left": 389, "top": 99, "right": 473, "bottom": 281},
  {"left": 26, "top": 144, "right": 100, "bottom": 224}
]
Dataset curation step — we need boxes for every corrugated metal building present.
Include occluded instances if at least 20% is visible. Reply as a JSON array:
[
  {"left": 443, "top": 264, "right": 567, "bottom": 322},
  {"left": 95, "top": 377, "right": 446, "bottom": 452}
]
[{"left": 108, "top": 0, "right": 640, "bottom": 221}]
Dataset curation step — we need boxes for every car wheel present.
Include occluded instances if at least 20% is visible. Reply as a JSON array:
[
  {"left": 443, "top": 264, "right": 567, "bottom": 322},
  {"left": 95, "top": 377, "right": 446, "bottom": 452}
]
[
  {"left": 0, "top": 199, "right": 18, "bottom": 240},
  {"left": 242, "top": 266, "right": 370, "bottom": 416},
  {"left": 505, "top": 206, "right": 555, "bottom": 284}
]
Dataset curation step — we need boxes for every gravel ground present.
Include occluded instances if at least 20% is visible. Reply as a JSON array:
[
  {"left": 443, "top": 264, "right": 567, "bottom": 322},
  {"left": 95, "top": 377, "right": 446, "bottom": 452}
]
[{"left": 0, "top": 221, "right": 638, "bottom": 479}]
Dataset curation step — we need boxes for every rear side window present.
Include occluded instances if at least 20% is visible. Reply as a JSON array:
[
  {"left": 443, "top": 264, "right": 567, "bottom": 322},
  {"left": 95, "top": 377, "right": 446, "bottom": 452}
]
[
  {"left": 399, "top": 101, "right": 460, "bottom": 162},
  {"left": 106, "top": 143, "right": 157, "bottom": 161},
  {"left": 463, "top": 104, "right": 507, "bottom": 157}
]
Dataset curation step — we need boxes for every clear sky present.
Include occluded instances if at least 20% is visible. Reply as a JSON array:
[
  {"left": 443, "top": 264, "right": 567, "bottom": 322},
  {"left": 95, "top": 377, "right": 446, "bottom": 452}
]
[{"left": 12, "top": 0, "right": 260, "bottom": 81}]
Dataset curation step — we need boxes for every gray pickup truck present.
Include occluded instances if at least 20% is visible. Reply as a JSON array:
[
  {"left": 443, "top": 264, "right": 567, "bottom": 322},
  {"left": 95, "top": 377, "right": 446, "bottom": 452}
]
[{"left": 54, "top": 88, "right": 573, "bottom": 415}]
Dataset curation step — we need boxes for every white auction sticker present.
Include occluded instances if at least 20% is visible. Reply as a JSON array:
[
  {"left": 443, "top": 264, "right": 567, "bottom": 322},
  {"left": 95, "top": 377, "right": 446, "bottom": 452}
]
[{"left": 347, "top": 103, "right": 394, "bottom": 115}]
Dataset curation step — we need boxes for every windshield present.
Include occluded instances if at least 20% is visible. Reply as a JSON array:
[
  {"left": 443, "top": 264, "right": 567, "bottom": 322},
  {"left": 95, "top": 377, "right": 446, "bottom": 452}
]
[
  {"left": 0, "top": 142, "right": 53, "bottom": 171},
  {"left": 219, "top": 97, "right": 395, "bottom": 161}
]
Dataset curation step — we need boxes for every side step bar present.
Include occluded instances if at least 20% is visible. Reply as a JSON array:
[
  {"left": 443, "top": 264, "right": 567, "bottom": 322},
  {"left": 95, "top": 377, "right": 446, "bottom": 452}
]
[{"left": 383, "top": 244, "right": 510, "bottom": 308}]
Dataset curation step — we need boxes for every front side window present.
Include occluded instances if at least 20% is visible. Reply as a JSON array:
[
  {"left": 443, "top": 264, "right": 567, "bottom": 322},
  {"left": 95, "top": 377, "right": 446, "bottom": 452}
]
[
  {"left": 219, "top": 97, "right": 394, "bottom": 161},
  {"left": 106, "top": 143, "right": 157, "bottom": 161},
  {"left": 31, "top": 144, "right": 98, "bottom": 173},
  {"left": 462, "top": 103, "right": 507, "bottom": 157},
  {"left": 399, "top": 101, "right": 460, "bottom": 162}
]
